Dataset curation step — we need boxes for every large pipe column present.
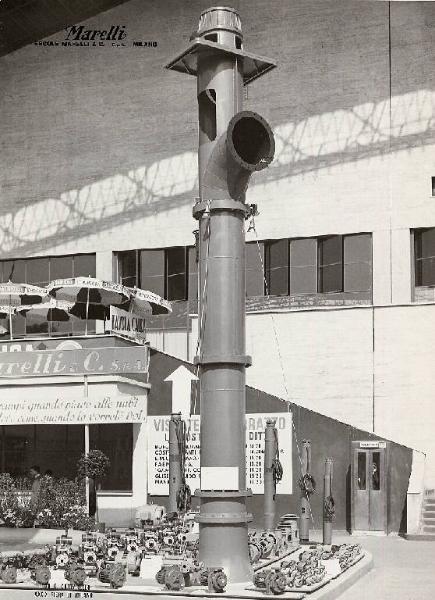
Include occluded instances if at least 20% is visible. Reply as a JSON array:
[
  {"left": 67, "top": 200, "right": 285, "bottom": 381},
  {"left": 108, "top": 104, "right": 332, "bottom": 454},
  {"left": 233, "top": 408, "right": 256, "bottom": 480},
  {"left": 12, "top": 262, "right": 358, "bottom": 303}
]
[{"left": 166, "top": 6, "right": 276, "bottom": 583}]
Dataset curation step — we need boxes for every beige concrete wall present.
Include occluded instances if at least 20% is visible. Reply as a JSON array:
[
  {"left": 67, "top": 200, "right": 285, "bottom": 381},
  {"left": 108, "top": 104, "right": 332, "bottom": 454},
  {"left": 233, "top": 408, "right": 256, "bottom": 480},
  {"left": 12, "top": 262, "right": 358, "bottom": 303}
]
[
  {"left": 374, "top": 305, "right": 435, "bottom": 486},
  {"left": 245, "top": 307, "right": 374, "bottom": 432}
]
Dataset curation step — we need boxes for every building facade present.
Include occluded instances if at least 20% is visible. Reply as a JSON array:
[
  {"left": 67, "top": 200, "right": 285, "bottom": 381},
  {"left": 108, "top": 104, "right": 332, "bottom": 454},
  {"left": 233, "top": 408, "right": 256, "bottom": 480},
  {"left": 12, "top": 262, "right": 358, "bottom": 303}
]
[{"left": 1, "top": 0, "right": 435, "bottom": 491}]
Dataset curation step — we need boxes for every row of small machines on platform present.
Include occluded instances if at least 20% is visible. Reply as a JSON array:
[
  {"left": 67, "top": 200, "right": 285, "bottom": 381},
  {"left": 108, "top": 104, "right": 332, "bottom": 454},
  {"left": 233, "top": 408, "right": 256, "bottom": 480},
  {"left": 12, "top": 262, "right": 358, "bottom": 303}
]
[{"left": 0, "top": 511, "right": 363, "bottom": 594}]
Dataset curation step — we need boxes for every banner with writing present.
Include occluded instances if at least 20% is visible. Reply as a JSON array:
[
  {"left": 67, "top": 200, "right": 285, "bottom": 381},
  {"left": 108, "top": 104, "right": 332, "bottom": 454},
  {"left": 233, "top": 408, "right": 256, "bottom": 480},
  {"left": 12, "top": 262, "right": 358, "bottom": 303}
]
[
  {"left": 0, "top": 394, "right": 147, "bottom": 425},
  {"left": 147, "top": 413, "right": 292, "bottom": 495},
  {"left": 0, "top": 345, "right": 148, "bottom": 378},
  {"left": 108, "top": 306, "right": 147, "bottom": 343}
]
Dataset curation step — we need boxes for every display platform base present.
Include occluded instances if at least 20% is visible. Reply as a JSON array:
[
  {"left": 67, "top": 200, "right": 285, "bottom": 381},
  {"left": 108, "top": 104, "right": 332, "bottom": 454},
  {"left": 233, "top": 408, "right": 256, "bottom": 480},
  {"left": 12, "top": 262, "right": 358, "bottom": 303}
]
[{"left": 0, "top": 550, "right": 372, "bottom": 600}]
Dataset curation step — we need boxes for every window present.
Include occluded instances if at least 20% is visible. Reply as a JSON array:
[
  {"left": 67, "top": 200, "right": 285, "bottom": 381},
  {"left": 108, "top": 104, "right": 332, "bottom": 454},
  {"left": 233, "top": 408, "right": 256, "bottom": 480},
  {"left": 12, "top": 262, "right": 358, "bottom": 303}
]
[
  {"left": 246, "top": 242, "right": 264, "bottom": 296},
  {"left": 318, "top": 235, "right": 343, "bottom": 293},
  {"left": 118, "top": 251, "right": 137, "bottom": 288},
  {"left": 415, "top": 228, "right": 435, "bottom": 287},
  {"left": 357, "top": 452, "right": 366, "bottom": 490},
  {"left": 432, "top": 177, "right": 435, "bottom": 197},
  {"left": 89, "top": 424, "right": 132, "bottom": 491},
  {"left": 343, "top": 234, "right": 372, "bottom": 292},
  {"left": 140, "top": 250, "right": 165, "bottom": 297},
  {"left": 318, "top": 234, "right": 372, "bottom": 294},
  {"left": 188, "top": 247, "right": 198, "bottom": 302},
  {"left": 118, "top": 247, "right": 191, "bottom": 301},
  {"left": 290, "top": 238, "right": 317, "bottom": 294},
  {"left": 0, "top": 425, "right": 84, "bottom": 479},
  {"left": 265, "top": 239, "right": 289, "bottom": 295},
  {"left": 166, "top": 247, "right": 187, "bottom": 301},
  {"left": 372, "top": 452, "right": 380, "bottom": 491}
]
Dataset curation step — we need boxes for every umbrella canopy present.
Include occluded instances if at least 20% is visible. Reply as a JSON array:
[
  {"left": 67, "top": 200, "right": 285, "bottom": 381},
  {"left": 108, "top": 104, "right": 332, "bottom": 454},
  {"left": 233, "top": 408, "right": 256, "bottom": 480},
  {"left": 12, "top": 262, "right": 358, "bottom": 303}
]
[
  {"left": 0, "top": 282, "right": 48, "bottom": 339},
  {"left": 17, "top": 298, "right": 76, "bottom": 322},
  {"left": 47, "top": 277, "right": 131, "bottom": 329},
  {"left": 0, "top": 305, "right": 16, "bottom": 319},
  {"left": 127, "top": 287, "right": 172, "bottom": 316},
  {"left": 0, "top": 282, "right": 48, "bottom": 306}
]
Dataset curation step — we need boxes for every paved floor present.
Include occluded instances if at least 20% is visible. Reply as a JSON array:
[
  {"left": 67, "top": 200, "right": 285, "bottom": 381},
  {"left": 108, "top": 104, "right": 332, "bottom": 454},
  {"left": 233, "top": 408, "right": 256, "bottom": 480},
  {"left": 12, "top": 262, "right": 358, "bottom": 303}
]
[
  {"left": 0, "top": 532, "right": 433, "bottom": 599},
  {"left": 335, "top": 534, "right": 435, "bottom": 600}
]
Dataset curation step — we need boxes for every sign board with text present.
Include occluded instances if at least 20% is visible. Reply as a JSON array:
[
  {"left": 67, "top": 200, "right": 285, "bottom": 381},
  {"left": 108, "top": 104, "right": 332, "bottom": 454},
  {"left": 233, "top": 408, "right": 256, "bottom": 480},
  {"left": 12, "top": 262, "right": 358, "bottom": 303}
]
[
  {"left": 147, "top": 412, "right": 292, "bottom": 495},
  {"left": 359, "top": 441, "right": 387, "bottom": 449},
  {"left": 107, "top": 306, "right": 147, "bottom": 343},
  {"left": 0, "top": 394, "right": 147, "bottom": 425},
  {"left": 0, "top": 345, "right": 148, "bottom": 378}
]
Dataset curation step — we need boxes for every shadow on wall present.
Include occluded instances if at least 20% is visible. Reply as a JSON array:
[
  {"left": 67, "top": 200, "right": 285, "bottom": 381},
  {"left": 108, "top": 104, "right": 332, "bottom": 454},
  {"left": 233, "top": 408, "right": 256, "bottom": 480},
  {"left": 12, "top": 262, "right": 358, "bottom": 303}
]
[
  {"left": 0, "top": 89, "right": 434, "bottom": 258},
  {"left": 1, "top": 0, "right": 435, "bottom": 257}
]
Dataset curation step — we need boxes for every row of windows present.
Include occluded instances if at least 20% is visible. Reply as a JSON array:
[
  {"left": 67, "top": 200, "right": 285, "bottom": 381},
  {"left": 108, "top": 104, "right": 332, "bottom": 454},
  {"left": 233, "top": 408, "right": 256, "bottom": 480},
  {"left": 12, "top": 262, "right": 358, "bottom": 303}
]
[
  {"left": 0, "top": 227, "right": 434, "bottom": 338},
  {"left": 117, "top": 233, "right": 373, "bottom": 301},
  {"left": 0, "top": 253, "right": 96, "bottom": 286},
  {"left": 262, "top": 233, "right": 372, "bottom": 296},
  {"left": 115, "top": 228, "right": 435, "bottom": 300}
]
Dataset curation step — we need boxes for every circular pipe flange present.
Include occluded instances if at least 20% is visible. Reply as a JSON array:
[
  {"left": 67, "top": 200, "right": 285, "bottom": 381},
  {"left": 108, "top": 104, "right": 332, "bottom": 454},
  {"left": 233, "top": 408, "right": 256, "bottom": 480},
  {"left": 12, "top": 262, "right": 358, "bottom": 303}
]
[
  {"left": 196, "top": 512, "right": 253, "bottom": 524},
  {"left": 226, "top": 110, "right": 275, "bottom": 172},
  {"left": 195, "top": 488, "right": 253, "bottom": 498},
  {"left": 194, "top": 354, "right": 252, "bottom": 366}
]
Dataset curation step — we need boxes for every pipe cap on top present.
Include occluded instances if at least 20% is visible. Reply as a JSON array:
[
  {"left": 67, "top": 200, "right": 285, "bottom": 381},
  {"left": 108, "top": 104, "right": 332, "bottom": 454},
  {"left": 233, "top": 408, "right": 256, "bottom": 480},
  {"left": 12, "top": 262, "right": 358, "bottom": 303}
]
[{"left": 198, "top": 7, "right": 242, "bottom": 37}]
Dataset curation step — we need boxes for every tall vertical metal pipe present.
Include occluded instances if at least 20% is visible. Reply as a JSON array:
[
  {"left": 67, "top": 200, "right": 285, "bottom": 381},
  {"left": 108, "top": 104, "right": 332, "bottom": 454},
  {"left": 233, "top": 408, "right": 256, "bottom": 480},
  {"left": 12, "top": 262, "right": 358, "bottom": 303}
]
[
  {"left": 264, "top": 419, "right": 277, "bottom": 531},
  {"left": 323, "top": 458, "right": 334, "bottom": 545},
  {"left": 300, "top": 440, "right": 312, "bottom": 544},
  {"left": 168, "top": 413, "right": 182, "bottom": 514},
  {"left": 166, "top": 6, "right": 276, "bottom": 582}
]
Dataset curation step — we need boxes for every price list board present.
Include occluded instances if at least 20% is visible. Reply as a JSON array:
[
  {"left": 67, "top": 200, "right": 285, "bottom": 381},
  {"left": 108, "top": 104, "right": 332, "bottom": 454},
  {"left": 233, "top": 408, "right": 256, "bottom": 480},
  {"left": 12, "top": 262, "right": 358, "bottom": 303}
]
[{"left": 147, "top": 412, "right": 292, "bottom": 495}]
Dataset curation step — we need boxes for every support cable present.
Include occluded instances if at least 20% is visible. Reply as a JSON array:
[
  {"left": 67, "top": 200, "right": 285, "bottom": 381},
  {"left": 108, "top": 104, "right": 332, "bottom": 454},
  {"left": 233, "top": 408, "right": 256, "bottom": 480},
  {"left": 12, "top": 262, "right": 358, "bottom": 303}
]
[{"left": 251, "top": 217, "right": 315, "bottom": 526}]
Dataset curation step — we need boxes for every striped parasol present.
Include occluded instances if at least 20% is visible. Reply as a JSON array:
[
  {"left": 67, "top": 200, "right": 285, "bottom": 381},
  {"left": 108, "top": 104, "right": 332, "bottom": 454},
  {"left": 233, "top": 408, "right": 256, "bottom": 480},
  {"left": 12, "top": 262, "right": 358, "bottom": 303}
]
[
  {"left": 127, "top": 287, "right": 172, "bottom": 316},
  {"left": 47, "top": 277, "right": 131, "bottom": 334},
  {"left": 0, "top": 281, "right": 48, "bottom": 339}
]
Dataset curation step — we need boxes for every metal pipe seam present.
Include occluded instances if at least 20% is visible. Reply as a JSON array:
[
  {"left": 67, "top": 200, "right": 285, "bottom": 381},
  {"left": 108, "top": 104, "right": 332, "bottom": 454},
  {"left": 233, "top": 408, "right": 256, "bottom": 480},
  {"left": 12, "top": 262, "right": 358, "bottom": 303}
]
[
  {"left": 194, "top": 354, "right": 252, "bottom": 366},
  {"left": 196, "top": 514, "right": 253, "bottom": 524},
  {"left": 195, "top": 489, "right": 252, "bottom": 498}
]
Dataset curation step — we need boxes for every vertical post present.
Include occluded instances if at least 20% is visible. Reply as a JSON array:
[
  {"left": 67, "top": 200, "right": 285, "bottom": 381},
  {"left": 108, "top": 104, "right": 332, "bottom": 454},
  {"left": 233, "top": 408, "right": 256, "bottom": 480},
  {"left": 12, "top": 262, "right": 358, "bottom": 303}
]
[
  {"left": 1, "top": 425, "right": 5, "bottom": 473},
  {"left": 264, "top": 419, "right": 277, "bottom": 531},
  {"left": 323, "top": 458, "right": 334, "bottom": 545},
  {"left": 84, "top": 375, "right": 90, "bottom": 515},
  {"left": 168, "top": 413, "right": 182, "bottom": 513},
  {"left": 300, "top": 440, "right": 311, "bottom": 544}
]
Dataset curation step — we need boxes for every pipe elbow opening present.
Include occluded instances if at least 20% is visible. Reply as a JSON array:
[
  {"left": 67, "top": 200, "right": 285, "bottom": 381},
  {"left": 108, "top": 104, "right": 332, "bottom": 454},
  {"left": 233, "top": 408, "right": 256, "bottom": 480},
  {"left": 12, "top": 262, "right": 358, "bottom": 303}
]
[{"left": 227, "top": 111, "right": 275, "bottom": 172}]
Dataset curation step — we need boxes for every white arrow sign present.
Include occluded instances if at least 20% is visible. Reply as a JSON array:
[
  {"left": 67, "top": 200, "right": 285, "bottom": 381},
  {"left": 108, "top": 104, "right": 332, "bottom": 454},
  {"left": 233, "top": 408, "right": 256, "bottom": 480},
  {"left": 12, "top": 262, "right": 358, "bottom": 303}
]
[{"left": 164, "top": 365, "right": 198, "bottom": 417}]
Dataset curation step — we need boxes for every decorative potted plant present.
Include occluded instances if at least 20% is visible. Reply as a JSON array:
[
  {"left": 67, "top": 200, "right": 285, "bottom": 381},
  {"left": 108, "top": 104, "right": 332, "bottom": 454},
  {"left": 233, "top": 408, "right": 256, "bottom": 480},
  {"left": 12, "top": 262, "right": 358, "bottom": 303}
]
[{"left": 77, "top": 450, "right": 110, "bottom": 532}]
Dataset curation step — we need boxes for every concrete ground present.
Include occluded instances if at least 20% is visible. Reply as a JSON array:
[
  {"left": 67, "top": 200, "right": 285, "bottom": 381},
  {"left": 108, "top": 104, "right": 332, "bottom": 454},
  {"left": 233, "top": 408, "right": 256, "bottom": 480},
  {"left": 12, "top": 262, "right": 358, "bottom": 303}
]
[
  {"left": 0, "top": 530, "right": 433, "bottom": 599},
  {"left": 321, "top": 531, "right": 435, "bottom": 600}
]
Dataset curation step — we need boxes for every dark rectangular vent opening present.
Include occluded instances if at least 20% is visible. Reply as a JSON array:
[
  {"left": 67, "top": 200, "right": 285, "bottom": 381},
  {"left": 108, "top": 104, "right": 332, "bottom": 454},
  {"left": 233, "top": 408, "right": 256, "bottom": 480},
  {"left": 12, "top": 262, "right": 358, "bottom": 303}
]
[{"left": 198, "top": 89, "right": 217, "bottom": 142}]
